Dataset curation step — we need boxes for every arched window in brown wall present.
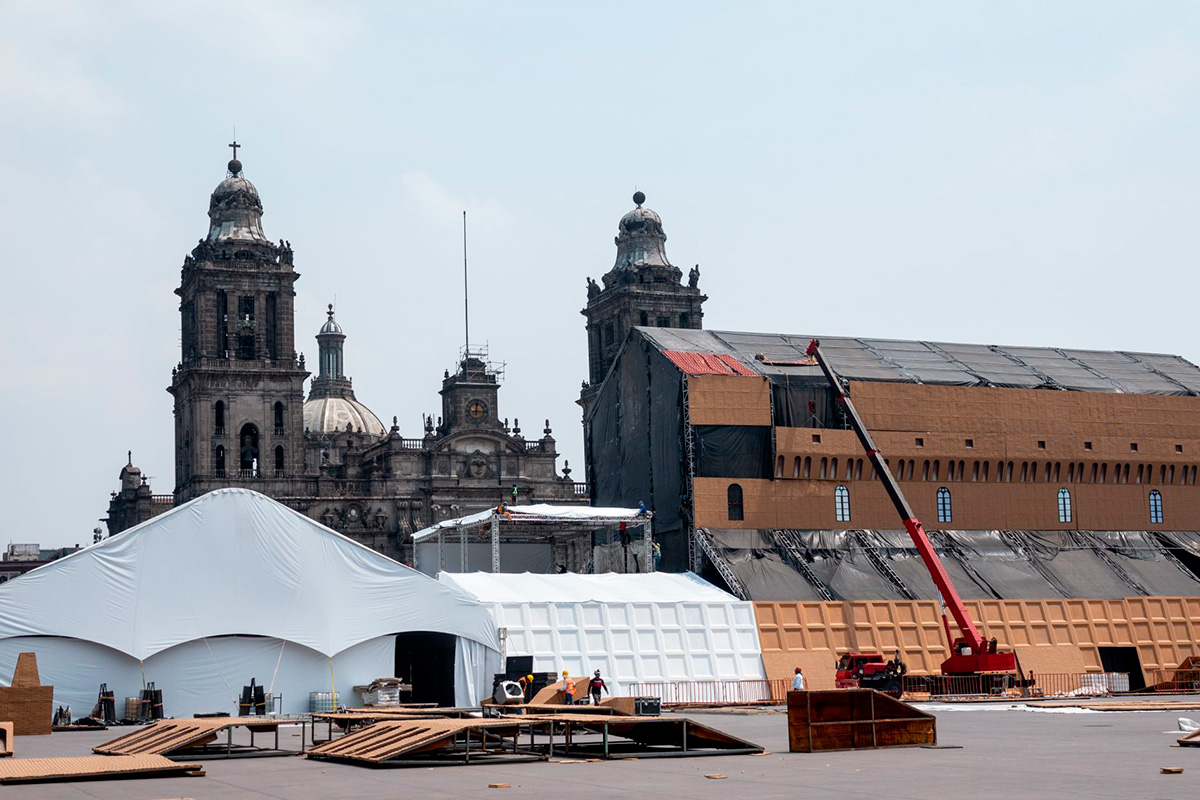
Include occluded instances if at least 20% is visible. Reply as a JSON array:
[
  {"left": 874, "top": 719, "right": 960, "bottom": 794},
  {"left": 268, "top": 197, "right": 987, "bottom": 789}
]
[
  {"left": 727, "top": 484, "right": 744, "bottom": 521},
  {"left": 835, "top": 485, "right": 851, "bottom": 522},
  {"left": 1057, "top": 488, "right": 1072, "bottom": 523}
]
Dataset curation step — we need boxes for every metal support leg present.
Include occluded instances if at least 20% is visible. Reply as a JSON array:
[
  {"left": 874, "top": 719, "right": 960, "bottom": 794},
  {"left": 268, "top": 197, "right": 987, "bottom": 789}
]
[
  {"left": 642, "top": 521, "right": 652, "bottom": 573},
  {"left": 438, "top": 531, "right": 444, "bottom": 573},
  {"left": 603, "top": 722, "right": 609, "bottom": 757},
  {"left": 460, "top": 524, "right": 467, "bottom": 572},
  {"left": 491, "top": 515, "right": 500, "bottom": 573}
]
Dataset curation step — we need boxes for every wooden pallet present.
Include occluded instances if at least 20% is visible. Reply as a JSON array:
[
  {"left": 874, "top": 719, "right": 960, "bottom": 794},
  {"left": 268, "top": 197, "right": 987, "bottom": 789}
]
[
  {"left": 1179, "top": 728, "right": 1200, "bottom": 748},
  {"left": 94, "top": 717, "right": 282, "bottom": 756},
  {"left": 0, "top": 754, "right": 203, "bottom": 784}
]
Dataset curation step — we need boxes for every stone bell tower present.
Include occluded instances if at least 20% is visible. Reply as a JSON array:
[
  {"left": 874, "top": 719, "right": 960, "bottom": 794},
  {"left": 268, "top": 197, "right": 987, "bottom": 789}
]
[
  {"left": 168, "top": 144, "right": 309, "bottom": 501},
  {"left": 579, "top": 191, "right": 707, "bottom": 412}
]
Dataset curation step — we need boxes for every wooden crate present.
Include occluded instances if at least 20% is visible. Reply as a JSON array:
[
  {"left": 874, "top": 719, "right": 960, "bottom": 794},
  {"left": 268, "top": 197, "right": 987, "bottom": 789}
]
[{"left": 787, "top": 690, "right": 935, "bottom": 752}]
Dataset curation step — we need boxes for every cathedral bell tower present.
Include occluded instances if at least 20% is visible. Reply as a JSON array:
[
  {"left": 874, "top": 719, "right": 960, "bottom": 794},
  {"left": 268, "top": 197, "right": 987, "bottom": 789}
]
[
  {"left": 168, "top": 146, "right": 309, "bottom": 501},
  {"left": 579, "top": 192, "right": 706, "bottom": 412}
]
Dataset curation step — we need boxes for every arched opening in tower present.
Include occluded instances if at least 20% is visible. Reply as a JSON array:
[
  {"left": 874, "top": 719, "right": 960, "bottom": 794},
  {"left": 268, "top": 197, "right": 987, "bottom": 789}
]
[{"left": 239, "top": 423, "right": 260, "bottom": 476}]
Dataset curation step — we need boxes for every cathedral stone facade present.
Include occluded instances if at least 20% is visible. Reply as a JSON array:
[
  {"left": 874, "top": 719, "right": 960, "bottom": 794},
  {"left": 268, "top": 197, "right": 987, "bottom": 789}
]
[{"left": 105, "top": 153, "right": 584, "bottom": 561}]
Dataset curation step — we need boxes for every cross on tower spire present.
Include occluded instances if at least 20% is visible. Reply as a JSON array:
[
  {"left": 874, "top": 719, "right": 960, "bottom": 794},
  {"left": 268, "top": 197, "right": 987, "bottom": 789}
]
[{"left": 228, "top": 140, "right": 240, "bottom": 160}]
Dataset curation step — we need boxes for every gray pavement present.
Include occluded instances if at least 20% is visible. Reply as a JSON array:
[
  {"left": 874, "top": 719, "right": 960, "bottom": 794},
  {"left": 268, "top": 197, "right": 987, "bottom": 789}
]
[{"left": 5, "top": 701, "right": 1200, "bottom": 800}]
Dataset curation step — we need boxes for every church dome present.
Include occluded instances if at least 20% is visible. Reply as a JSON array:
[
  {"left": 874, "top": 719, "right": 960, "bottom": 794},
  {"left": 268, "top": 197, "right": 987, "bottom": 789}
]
[
  {"left": 319, "top": 307, "right": 343, "bottom": 335},
  {"left": 303, "top": 396, "right": 387, "bottom": 437},
  {"left": 613, "top": 191, "right": 671, "bottom": 269},
  {"left": 619, "top": 204, "right": 663, "bottom": 236},
  {"left": 207, "top": 159, "right": 269, "bottom": 244}
]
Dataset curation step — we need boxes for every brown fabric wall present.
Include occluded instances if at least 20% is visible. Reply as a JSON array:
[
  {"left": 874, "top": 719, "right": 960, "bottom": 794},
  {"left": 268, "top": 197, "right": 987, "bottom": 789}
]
[
  {"left": 696, "top": 476, "right": 1200, "bottom": 531},
  {"left": 689, "top": 375, "right": 771, "bottom": 426},
  {"left": 755, "top": 596, "right": 1200, "bottom": 689}
]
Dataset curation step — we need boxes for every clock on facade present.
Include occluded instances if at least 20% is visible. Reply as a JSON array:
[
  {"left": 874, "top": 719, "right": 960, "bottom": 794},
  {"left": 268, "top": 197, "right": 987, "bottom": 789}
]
[{"left": 467, "top": 399, "right": 487, "bottom": 420}]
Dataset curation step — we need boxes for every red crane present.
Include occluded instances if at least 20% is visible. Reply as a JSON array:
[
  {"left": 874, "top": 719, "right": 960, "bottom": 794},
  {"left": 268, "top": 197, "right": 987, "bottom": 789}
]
[{"left": 806, "top": 339, "right": 1017, "bottom": 677}]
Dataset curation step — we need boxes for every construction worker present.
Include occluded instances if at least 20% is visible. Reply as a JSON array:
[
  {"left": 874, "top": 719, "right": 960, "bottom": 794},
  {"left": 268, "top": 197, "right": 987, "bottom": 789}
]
[
  {"left": 792, "top": 667, "right": 805, "bottom": 691},
  {"left": 587, "top": 670, "right": 609, "bottom": 705},
  {"left": 560, "top": 669, "right": 576, "bottom": 705}
]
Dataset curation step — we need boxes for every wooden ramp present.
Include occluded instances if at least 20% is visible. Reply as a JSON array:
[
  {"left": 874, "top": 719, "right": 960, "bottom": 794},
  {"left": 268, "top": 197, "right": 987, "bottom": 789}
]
[
  {"left": 308, "top": 718, "right": 539, "bottom": 766},
  {"left": 0, "top": 754, "right": 202, "bottom": 784},
  {"left": 788, "top": 690, "right": 936, "bottom": 752},
  {"left": 94, "top": 717, "right": 283, "bottom": 758},
  {"left": 535, "top": 713, "right": 762, "bottom": 759},
  {"left": 307, "top": 714, "right": 761, "bottom": 767}
]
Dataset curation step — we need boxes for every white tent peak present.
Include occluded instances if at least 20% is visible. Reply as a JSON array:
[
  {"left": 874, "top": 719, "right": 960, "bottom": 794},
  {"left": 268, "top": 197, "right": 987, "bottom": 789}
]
[{"left": 0, "top": 488, "right": 499, "bottom": 660}]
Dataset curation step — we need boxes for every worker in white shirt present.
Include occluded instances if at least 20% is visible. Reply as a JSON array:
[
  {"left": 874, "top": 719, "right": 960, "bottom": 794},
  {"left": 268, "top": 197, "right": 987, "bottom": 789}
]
[{"left": 792, "top": 666, "right": 805, "bottom": 691}]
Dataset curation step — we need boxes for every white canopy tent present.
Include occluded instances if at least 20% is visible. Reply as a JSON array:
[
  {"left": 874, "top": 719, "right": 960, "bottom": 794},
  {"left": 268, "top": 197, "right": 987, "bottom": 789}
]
[
  {"left": 413, "top": 504, "right": 654, "bottom": 575},
  {"left": 439, "top": 572, "right": 767, "bottom": 697},
  {"left": 0, "top": 489, "right": 500, "bottom": 716}
]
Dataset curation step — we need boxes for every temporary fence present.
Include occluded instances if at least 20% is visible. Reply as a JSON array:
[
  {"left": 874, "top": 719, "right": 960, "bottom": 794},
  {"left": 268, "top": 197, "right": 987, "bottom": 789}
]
[
  {"left": 1147, "top": 668, "right": 1200, "bottom": 693},
  {"left": 627, "top": 679, "right": 791, "bottom": 706},
  {"left": 900, "top": 672, "right": 1130, "bottom": 700},
  {"left": 629, "top": 672, "right": 1139, "bottom": 707}
]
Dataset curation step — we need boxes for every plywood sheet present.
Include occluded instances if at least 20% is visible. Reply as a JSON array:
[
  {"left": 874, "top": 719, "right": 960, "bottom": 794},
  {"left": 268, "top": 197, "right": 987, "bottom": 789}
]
[
  {"left": 0, "top": 754, "right": 201, "bottom": 784},
  {"left": 1013, "top": 645, "right": 1088, "bottom": 677}
]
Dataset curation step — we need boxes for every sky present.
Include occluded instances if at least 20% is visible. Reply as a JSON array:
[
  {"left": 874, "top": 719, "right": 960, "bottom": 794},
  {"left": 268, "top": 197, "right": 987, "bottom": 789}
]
[{"left": 2, "top": 1, "right": 1199, "bottom": 548}]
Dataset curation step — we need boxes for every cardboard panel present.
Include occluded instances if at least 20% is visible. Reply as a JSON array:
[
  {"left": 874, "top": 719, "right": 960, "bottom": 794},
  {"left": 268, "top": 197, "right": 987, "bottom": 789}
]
[
  {"left": 756, "top": 597, "right": 1200, "bottom": 688},
  {"left": 689, "top": 375, "right": 771, "bottom": 426}
]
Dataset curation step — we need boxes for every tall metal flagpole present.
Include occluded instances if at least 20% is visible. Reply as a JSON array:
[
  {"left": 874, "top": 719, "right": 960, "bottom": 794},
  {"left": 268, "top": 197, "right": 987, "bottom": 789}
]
[{"left": 463, "top": 211, "right": 469, "bottom": 355}]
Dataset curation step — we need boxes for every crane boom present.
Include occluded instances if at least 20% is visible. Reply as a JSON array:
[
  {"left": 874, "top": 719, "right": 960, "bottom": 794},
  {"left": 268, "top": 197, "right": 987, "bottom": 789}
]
[{"left": 805, "top": 339, "right": 1016, "bottom": 675}]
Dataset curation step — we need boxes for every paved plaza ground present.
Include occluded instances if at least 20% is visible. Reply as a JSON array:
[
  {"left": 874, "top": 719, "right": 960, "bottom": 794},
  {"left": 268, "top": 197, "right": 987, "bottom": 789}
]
[{"left": 7, "top": 698, "right": 1200, "bottom": 800}]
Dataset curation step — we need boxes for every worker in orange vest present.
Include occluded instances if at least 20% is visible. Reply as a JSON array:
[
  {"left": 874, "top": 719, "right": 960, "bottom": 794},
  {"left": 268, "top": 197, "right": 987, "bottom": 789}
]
[{"left": 560, "top": 669, "right": 576, "bottom": 705}]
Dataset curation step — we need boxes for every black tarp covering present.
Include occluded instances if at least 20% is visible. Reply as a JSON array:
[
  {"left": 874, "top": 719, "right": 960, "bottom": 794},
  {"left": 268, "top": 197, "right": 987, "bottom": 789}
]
[
  {"left": 859, "top": 530, "right": 999, "bottom": 600},
  {"left": 769, "top": 377, "right": 838, "bottom": 429},
  {"left": 648, "top": 347, "right": 686, "bottom": 568},
  {"left": 587, "top": 339, "right": 689, "bottom": 570},
  {"left": 705, "top": 529, "right": 826, "bottom": 601},
  {"left": 700, "top": 527, "right": 1200, "bottom": 601},
  {"left": 1081, "top": 531, "right": 1200, "bottom": 596},
  {"left": 786, "top": 531, "right": 904, "bottom": 600},
  {"left": 1020, "top": 532, "right": 1136, "bottom": 598},
  {"left": 695, "top": 425, "right": 772, "bottom": 479}
]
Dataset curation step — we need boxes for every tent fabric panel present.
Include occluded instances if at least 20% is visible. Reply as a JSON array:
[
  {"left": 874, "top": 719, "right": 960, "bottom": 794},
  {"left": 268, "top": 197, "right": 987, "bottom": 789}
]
[
  {"left": 484, "top": 597, "right": 765, "bottom": 696},
  {"left": 0, "top": 634, "right": 398, "bottom": 720},
  {"left": 413, "top": 542, "right": 556, "bottom": 577},
  {"left": 0, "top": 489, "right": 501, "bottom": 658}
]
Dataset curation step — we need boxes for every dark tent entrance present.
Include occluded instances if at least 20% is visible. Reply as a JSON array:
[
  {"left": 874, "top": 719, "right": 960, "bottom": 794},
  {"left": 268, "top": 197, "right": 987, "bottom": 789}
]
[
  {"left": 395, "top": 632, "right": 456, "bottom": 706},
  {"left": 1098, "top": 646, "right": 1145, "bottom": 691}
]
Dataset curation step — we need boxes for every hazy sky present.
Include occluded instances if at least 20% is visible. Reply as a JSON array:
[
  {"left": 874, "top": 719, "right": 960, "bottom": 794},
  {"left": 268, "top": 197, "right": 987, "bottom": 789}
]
[{"left": 2, "top": 1, "right": 1199, "bottom": 548}]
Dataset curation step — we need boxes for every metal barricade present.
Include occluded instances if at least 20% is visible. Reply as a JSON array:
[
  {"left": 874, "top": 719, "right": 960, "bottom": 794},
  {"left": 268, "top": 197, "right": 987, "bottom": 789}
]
[
  {"left": 627, "top": 679, "right": 785, "bottom": 706},
  {"left": 901, "top": 671, "right": 1130, "bottom": 700}
]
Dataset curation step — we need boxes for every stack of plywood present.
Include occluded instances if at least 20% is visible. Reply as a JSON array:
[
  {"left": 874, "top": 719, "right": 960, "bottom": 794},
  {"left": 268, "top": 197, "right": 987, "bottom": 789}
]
[{"left": 0, "top": 653, "right": 53, "bottom": 736}]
